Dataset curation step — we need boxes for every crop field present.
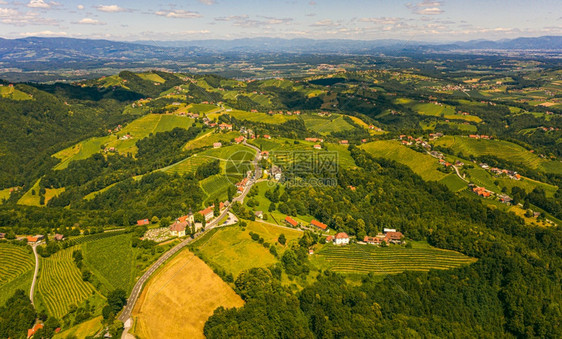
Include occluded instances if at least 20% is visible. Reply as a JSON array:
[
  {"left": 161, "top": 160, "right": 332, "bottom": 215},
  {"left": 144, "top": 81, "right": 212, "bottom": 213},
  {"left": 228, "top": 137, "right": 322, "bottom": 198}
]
[
  {"left": 0, "top": 243, "right": 35, "bottom": 304},
  {"left": 191, "top": 222, "right": 302, "bottom": 278},
  {"left": 53, "top": 316, "right": 103, "bottom": 339},
  {"left": 83, "top": 233, "right": 135, "bottom": 293},
  {"left": 259, "top": 78, "right": 294, "bottom": 89},
  {"left": 301, "top": 114, "right": 355, "bottom": 135},
  {"left": 434, "top": 136, "right": 562, "bottom": 174},
  {"left": 312, "top": 242, "right": 476, "bottom": 275},
  {"left": 37, "top": 246, "right": 98, "bottom": 318},
  {"left": 0, "top": 86, "right": 33, "bottom": 100},
  {"left": 132, "top": 250, "right": 244, "bottom": 339},
  {"left": 229, "top": 109, "right": 297, "bottom": 124},
  {"left": 200, "top": 175, "right": 232, "bottom": 203},
  {"left": 200, "top": 144, "right": 254, "bottom": 161}
]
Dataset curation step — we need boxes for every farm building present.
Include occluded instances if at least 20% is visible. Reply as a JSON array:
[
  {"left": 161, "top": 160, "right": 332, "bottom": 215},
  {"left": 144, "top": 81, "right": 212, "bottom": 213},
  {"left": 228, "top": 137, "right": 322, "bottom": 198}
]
[
  {"left": 310, "top": 220, "right": 328, "bottom": 231},
  {"left": 364, "top": 235, "right": 385, "bottom": 245},
  {"left": 213, "top": 142, "right": 222, "bottom": 148},
  {"left": 54, "top": 234, "right": 64, "bottom": 241},
  {"left": 334, "top": 232, "right": 349, "bottom": 246},
  {"left": 313, "top": 144, "right": 322, "bottom": 150},
  {"left": 254, "top": 211, "right": 264, "bottom": 219},
  {"left": 219, "top": 123, "right": 233, "bottom": 131},
  {"left": 234, "top": 136, "right": 245, "bottom": 144},
  {"left": 285, "top": 216, "right": 298, "bottom": 227},
  {"left": 0, "top": 233, "right": 5, "bottom": 239}
]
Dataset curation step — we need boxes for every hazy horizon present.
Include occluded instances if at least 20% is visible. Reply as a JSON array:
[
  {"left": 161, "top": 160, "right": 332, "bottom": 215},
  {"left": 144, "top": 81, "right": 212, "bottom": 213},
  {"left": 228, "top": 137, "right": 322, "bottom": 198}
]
[{"left": 0, "top": 0, "right": 560, "bottom": 42}]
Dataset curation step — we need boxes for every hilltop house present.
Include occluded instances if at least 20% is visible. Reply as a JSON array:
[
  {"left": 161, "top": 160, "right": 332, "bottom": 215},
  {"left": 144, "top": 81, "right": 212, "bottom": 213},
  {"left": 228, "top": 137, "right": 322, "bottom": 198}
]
[
  {"left": 213, "top": 142, "right": 222, "bottom": 148},
  {"left": 254, "top": 211, "right": 264, "bottom": 219},
  {"left": 310, "top": 220, "right": 328, "bottom": 232},
  {"left": 285, "top": 216, "right": 298, "bottom": 227},
  {"left": 234, "top": 136, "right": 245, "bottom": 144},
  {"left": 334, "top": 232, "right": 349, "bottom": 246},
  {"left": 137, "top": 219, "right": 150, "bottom": 226},
  {"left": 28, "top": 323, "right": 44, "bottom": 338},
  {"left": 54, "top": 234, "right": 64, "bottom": 241}
]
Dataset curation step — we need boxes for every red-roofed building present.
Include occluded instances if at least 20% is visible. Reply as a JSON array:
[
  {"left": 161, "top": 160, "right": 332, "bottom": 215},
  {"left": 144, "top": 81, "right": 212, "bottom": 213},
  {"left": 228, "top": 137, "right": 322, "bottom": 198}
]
[
  {"left": 339, "top": 140, "right": 349, "bottom": 145},
  {"left": 54, "top": 234, "right": 64, "bottom": 241},
  {"left": 310, "top": 220, "right": 328, "bottom": 231},
  {"left": 313, "top": 144, "right": 322, "bottom": 150},
  {"left": 263, "top": 135, "right": 272, "bottom": 139},
  {"left": 219, "top": 123, "right": 233, "bottom": 131},
  {"left": 364, "top": 236, "right": 384, "bottom": 245},
  {"left": 384, "top": 231, "right": 404, "bottom": 244},
  {"left": 285, "top": 216, "right": 298, "bottom": 227},
  {"left": 137, "top": 219, "right": 149, "bottom": 226},
  {"left": 234, "top": 136, "right": 245, "bottom": 144},
  {"left": 213, "top": 142, "right": 222, "bottom": 148},
  {"left": 28, "top": 323, "right": 43, "bottom": 338},
  {"left": 199, "top": 206, "right": 215, "bottom": 221},
  {"left": 170, "top": 221, "right": 188, "bottom": 237},
  {"left": 27, "top": 236, "right": 39, "bottom": 244},
  {"left": 334, "top": 232, "right": 349, "bottom": 246},
  {"left": 326, "top": 235, "right": 334, "bottom": 242}
]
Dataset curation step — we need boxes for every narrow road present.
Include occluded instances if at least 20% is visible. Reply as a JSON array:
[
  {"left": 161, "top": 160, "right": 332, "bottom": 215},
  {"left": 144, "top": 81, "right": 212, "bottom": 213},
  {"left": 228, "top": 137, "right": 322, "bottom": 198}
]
[
  {"left": 120, "top": 139, "right": 262, "bottom": 337},
  {"left": 452, "top": 165, "right": 468, "bottom": 182},
  {"left": 29, "top": 243, "right": 39, "bottom": 305}
]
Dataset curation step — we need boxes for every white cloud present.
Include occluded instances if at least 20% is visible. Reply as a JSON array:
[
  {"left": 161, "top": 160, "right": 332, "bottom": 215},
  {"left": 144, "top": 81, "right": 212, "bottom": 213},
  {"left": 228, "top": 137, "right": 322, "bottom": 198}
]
[
  {"left": 77, "top": 5, "right": 84, "bottom": 10},
  {"left": 27, "top": 0, "right": 60, "bottom": 9},
  {"left": 311, "top": 19, "right": 339, "bottom": 27},
  {"left": 0, "top": 8, "right": 59, "bottom": 26},
  {"left": 215, "top": 15, "right": 292, "bottom": 27},
  {"left": 406, "top": 0, "right": 444, "bottom": 15},
  {"left": 20, "top": 30, "right": 67, "bottom": 37},
  {"left": 155, "top": 9, "right": 202, "bottom": 18},
  {"left": 96, "top": 5, "right": 127, "bottom": 13},
  {"left": 198, "top": 0, "right": 215, "bottom": 4},
  {"left": 74, "top": 18, "right": 105, "bottom": 25}
]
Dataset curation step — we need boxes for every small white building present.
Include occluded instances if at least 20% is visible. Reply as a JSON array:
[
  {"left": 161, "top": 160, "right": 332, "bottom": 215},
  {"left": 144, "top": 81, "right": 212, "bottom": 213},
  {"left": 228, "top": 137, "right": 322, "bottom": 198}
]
[{"left": 334, "top": 232, "right": 349, "bottom": 246}]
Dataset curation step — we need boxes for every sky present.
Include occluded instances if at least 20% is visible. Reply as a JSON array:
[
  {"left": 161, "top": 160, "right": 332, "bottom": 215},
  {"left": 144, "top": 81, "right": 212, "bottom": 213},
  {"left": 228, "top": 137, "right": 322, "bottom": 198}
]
[{"left": 0, "top": 0, "right": 560, "bottom": 41}]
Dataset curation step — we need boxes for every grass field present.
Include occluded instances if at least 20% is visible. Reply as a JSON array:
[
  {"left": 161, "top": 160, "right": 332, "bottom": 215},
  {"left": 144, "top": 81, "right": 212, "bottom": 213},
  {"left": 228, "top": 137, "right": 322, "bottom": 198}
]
[
  {"left": 497, "top": 176, "right": 558, "bottom": 198},
  {"left": 37, "top": 246, "right": 99, "bottom": 318},
  {"left": 137, "top": 72, "right": 166, "bottom": 83},
  {"left": 229, "top": 109, "right": 297, "bottom": 124},
  {"left": 361, "top": 141, "right": 466, "bottom": 191},
  {"left": 434, "top": 136, "right": 562, "bottom": 174},
  {"left": 311, "top": 242, "right": 476, "bottom": 275},
  {"left": 53, "top": 316, "right": 103, "bottom": 339},
  {"left": 83, "top": 233, "right": 135, "bottom": 293},
  {"left": 405, "top": 101, "right": 482, "bottom": 123},
  {"left": 191, "top": 222, "right": 302, "bottom": 278},
  {"left": 53, "top": 114, "right": 194, "bottom": 169},
  {"left": 0, "top": 188, "right": 12, "bottom": 202},
  {"left": 17, "top": 180, "right": 65, "bottom": 207},
  {"left": 0, "top": 85, "right": 33, "bottom": 100},
  {"left": 183, "top": 131, "right": 241, "bottom": 151},
  {"left": 132, "top": 249, "right": 244, "bottom": 339},
  {"left": 0, "top": 243, "right": 35, "bottom": 305},
  {"left": 301, "top": 114, "right": 355, "bottom": 135}
]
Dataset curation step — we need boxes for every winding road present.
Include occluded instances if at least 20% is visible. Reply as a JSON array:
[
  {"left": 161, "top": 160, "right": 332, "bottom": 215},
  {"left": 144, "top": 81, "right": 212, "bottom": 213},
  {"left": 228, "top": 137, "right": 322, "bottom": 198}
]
[{"left": 120, "top": 139, "right": 262, "bottom": 337}]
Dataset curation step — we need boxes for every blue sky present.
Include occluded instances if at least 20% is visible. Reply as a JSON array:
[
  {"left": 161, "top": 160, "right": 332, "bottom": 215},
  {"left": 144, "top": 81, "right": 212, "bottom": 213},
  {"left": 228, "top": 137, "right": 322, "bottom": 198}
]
[{"left": 0, "top": 0, "right": 560, "bottom": 41}]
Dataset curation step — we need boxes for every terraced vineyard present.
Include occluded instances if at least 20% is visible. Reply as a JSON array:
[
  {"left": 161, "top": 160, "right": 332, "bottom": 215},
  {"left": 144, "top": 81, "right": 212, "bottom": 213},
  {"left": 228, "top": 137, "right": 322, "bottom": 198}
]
[
  {"left": 315, "top": 243, "right": 476, "bottom": 275},
  {"left": 37, "top": 246, "right": 98, "bottom": 318},
  {"left": 83, "top": 233, "right": 134, "bottom": 293},
  {"left": 0, "top": 243, "right": 35, "bottom": 304},
  {"left": 161, "top": 156, "right": 212, "bottom": 175}
]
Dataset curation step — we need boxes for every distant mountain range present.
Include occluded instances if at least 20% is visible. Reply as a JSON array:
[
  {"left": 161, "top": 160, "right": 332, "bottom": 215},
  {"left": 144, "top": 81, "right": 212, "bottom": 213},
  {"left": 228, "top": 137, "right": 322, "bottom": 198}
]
[{"left": 0, "top": 35, "right": 560, "bottom": 79}]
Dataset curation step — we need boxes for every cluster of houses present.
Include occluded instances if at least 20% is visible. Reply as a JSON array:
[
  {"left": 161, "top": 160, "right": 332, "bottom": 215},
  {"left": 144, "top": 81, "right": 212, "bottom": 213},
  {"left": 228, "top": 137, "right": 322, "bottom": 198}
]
[
  {"left": 363, "top": 228, "right": 405, "bottom": 246},
  {"left": 471, "top": 185, "right": 513, "bottom": 204},
  {"left": 267, "top": 110, "right": 301, "bottom": 116},
  {"left": 169, "top": 202, "right": 228, "bottom": 237},
  {"left": 107, "top": 124, "right": 123, "bottom": 134},
  {"left": 479, "top": 163, "right": 521, "bottom": 180},
  {"left": 399, "top": 135, "right": 431, "bottom": 149},
  {"left": 537, "top": 126, "right": 559, "bottom": 132},
  {"left": 468, "top": 134, "right": 491, "bottom": 140}
]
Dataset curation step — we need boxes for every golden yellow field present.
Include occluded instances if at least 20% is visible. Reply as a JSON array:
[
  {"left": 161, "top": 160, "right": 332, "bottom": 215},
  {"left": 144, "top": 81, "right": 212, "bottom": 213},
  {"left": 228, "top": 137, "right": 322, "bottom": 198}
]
[{"left": 132, "top": 250, "right": 244, "bottom": 339}]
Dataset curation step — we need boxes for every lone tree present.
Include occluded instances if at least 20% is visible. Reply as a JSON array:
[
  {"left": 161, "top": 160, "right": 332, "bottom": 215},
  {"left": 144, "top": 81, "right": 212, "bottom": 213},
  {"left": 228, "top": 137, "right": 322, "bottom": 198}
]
[{"left": 278, "top": 234, "right": 286, "bottom": 246}]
